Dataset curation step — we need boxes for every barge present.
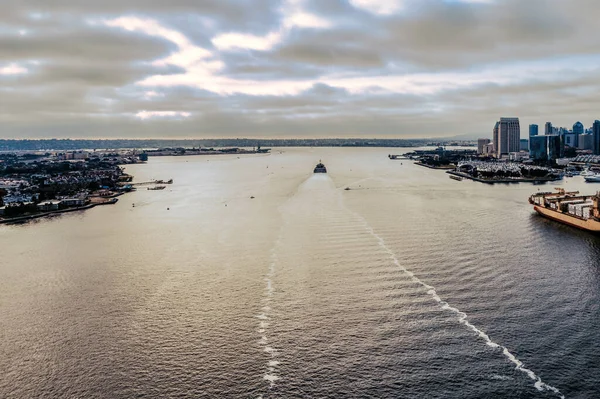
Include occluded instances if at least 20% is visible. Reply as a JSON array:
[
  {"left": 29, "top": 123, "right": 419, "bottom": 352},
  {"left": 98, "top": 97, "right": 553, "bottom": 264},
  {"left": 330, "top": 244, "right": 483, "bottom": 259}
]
[{"left": 529, "top": 188, "right": 600, "bottom": 232}]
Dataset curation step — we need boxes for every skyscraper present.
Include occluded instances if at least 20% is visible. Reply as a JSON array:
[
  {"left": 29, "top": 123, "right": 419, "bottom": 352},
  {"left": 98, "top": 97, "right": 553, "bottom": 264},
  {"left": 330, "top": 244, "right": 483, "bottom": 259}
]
[
  {"left": 529, "top": 124, "right": 538, "bottom": 138},
  {"left": 530, "top": 136, "right": 548, "bottom": 162},
  {"left": 492, "top": 121, "right": 499, "bottom": 156},
  {"left": 572, "top": 121, "right": 584, "bottom": 147},
  {"left": 545, "top": 122, "right": 553, "bottom": 135},
  {"left": 594, "top": 120, "right": 600, "bottom": 155},
  {"left": 496, "top": 117, "right": 520, "bottom": 157}
]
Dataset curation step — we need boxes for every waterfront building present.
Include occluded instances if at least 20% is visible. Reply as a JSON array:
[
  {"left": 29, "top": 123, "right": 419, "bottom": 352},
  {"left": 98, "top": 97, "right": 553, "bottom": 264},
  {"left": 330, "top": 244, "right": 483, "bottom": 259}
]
[
  {"left": 530, "top": 136, "right": 548, "bottom": 162},
  {"left": 477, "top": 138, "right": 491, "bottom": 154},
  {"left": 529, "top": 124, "right": 538, "bottom": 138},
  {"left": 564, "top": 133, "right": 578, "bottom": 148},
  {"left": 579, "top": 134, "right": 594, "bottom": 151},
  {"left": 492, "top": 122, "right": 499, "bottom": 156},
  {"left": 545, "top": 122, "right": 553, "bottom": 135},
  {"left": 495, "top": 117, "right": 520, "bottom": 158},
  {"left": 548, "top": 135, "right": 563, "bottom": 162},
  {"left": 483, "top": 143, "right": 495, "bottom": 156},
  {"left": 520, "top": 139, "right": 529, "bottom": 151},
  {"left": 594, "top": 120, "right": 600, "bottom": 155}
]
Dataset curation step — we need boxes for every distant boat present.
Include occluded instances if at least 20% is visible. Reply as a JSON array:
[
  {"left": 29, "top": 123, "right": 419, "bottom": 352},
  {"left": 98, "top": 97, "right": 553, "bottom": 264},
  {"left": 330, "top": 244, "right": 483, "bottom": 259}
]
[
  {"left": 584, "top": 175, "right": 600, "bottom": 183},
  {"left": 449, "top": 175, "right": 463, "bottom": 181},
  {"left": 314, "top": 161, "right": 327, "bottom": 173}
]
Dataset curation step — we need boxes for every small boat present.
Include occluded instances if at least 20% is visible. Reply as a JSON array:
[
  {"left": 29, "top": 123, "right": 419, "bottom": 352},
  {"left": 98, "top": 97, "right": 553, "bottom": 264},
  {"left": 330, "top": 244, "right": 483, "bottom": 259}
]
[
  {"left": 585, "top": 174, "right": 600, "bottom": 183},
  {"left": 314, "top": 161, "right": 327, "bottom": 173},
  {"left": 449, "top": 175, "right": 463, "bottom": 181},
  {"left": 148, "top": 185, "right": 166, "bottom": 190}
]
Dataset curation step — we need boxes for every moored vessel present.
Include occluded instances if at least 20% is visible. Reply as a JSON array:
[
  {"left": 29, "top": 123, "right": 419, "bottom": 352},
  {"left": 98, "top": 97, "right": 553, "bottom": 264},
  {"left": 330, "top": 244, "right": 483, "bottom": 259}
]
[
  {"left": 314, "top": 161, "right": 327, "bottom": 173},
  {"left": 529, "top": 188, "right": 600, "bottom": 232},
  {"left": 584, "top": 174, "right": 600, "bottom": 183}
]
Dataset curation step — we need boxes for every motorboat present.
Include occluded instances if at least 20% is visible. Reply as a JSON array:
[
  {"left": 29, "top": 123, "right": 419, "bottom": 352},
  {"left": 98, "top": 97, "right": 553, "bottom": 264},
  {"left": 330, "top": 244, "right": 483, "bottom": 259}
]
[
  {"left": 584, "top": 174, "right": 600, "bottom": 183},
  {"left": 314, "top": 161, "right": 327, "bottom": 173}
]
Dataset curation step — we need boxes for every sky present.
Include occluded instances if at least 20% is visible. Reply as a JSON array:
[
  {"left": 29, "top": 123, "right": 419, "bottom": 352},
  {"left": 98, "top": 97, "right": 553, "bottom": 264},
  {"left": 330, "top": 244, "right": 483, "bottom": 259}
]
[{"left": 1, "top": 0, "right": 600, "bottom": 139}]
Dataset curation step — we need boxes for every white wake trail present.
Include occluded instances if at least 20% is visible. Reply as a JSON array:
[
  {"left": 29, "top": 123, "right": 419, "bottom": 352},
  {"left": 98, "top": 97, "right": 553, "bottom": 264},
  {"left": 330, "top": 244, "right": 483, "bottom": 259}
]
[
  {"left": 256, "top": 235, "right": 283, "bottom": 399},
  {"left": 353, "top": 213, "right": 564, "bottom": 398}
]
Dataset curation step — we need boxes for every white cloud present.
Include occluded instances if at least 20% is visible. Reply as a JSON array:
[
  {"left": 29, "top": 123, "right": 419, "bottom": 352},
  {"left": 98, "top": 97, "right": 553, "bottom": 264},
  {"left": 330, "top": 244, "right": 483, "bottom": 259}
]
[
  {"left": 0, "top": 63, "right": 28, "bottom": 75},
  {"left": 212, "top": 0, "right": 331, "bottom": 52},
  {"left": 348, "top": 0, "right": 404, "bottom": 15},
  {"left": 135, "top": 110, "right": 191, "bottom": 120},
  {"left": 103, "top": 17, "right": 221, "bottom": 72},
  {"left": 212, "top": 31, "right": 282, "bottom": 51}
]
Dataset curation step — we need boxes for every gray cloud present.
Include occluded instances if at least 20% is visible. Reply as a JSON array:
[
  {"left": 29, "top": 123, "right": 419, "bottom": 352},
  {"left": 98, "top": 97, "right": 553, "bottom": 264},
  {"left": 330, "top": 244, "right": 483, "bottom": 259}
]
[{"left": 2, "top": 0, "right": 600, "bottom": 139}]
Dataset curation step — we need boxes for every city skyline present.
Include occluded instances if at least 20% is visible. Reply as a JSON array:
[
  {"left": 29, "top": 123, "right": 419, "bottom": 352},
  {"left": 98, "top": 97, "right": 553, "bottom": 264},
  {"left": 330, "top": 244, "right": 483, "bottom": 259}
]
[{"left": 2, "top": 1, "right": 600, "bottom": 139}]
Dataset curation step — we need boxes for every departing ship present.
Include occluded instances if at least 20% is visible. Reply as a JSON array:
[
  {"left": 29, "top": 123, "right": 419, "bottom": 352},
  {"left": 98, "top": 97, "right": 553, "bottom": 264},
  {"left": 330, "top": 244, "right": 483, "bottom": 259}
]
[
  {"left": 314, "top": 161, "right": 327, "bottom": 173},
  {"left": 529, "top": 188, "right": 600, "bottom": 232}
]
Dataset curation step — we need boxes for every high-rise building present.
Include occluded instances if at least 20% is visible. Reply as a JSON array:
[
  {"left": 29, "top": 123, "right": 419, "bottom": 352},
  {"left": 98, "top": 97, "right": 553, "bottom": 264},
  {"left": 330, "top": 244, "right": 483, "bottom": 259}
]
[
  {"left": 545, "top": 122, "right": 553, "bottom": 135},
  {"left": 530, "top": 136, "right": 548, "bottom": 162},
  {"left": 530, "top": 135, "right": 561, "bottom": 162},
  {"left": 520, "top": 139, "right": 529, "bottom": 151},
  {"left": 492, "top": 121, "right": 499, "bottom": 156},
  {"left": 529, "top": 124, "right": 538, "bottom": 138},
  {"left": 571, "top": 122, "right": 584, "bottom": 147},
  {"left": 477, "top": 138, "right": 491, "bottom": 155},
  {"left": 496, "top": 117, "right": 520, "bottom": 157},
  {"left": 547, "top": 135, "right": 562, "bottom": 161},
  {"left": 578, "top": 134, "right": 594, "bottom": 151},
  {"left": 593, "top": 120, "right": 600, "bottom": 155}
]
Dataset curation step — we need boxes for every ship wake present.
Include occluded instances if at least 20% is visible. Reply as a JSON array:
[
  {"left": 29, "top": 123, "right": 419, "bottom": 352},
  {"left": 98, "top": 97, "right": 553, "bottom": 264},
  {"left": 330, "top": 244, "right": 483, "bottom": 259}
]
[{"left": 349, "top": 210, "right": 564, "bottom": 399}]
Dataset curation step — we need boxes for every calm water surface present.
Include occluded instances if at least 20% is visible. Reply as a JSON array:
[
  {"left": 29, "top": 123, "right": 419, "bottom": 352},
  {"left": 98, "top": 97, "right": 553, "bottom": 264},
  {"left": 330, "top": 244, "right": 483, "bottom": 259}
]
[{"left": 1, "top": 148, "right": 599, "bottom": 398}]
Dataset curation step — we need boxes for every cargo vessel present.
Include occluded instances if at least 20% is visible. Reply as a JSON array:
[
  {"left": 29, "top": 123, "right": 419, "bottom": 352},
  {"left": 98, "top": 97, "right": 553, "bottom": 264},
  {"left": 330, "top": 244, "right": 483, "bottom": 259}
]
[{"left": 529, "top": 188, "right": 600, "bottom": 232}]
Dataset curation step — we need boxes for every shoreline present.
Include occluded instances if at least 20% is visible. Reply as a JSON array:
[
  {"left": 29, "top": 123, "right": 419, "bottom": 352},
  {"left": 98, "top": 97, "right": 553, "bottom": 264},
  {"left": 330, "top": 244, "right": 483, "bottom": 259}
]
[
  {"left": 415, "top": 162, "right": 457, "bottom": 170},
  {"left": 447, "top": 170, "right": 561, "bottom": 185},
  {"left": 0, "top": 197, "right": 119, "bottom": 225}
]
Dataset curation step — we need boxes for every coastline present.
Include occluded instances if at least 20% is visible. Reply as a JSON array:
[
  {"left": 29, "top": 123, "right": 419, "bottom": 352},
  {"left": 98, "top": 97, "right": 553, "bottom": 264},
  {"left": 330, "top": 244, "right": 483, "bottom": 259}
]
[
  {"left": 0, "top": 197, "right": 119, "bottom": 225},
  {"left": 415, "top": 162, "right": 456, "bottom": 170},
  {"left": 447, "top": 170, "right": 561, "bottom": 185}
]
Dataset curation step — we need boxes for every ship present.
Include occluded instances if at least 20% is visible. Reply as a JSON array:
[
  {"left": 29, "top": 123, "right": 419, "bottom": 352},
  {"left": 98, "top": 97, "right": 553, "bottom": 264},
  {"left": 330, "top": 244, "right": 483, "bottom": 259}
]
[
  {"left": 529, "top": 188, "right": 600, "bottom": 232},
  {"left": 314, "top": 161, "right": 327, "bottom": 173},
  {"left": 584, "top": 174, "right": 600, "bottom": 183},
  {"left": 148, "top": 185, "right": 166, "bottom": 190},
  {"left": 449, "top": 175, "right": 463, "bottom": 181}
]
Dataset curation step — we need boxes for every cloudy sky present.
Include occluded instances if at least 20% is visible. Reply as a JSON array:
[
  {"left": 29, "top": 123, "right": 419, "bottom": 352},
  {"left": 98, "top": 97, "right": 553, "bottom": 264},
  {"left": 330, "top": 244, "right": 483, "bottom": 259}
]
[{"left": 2, "top": 0, "right": 600, "bottom": 139}]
